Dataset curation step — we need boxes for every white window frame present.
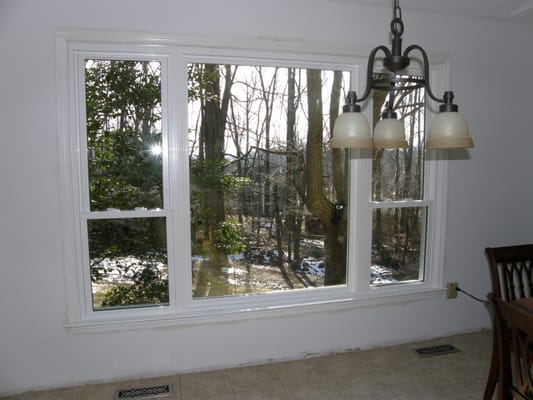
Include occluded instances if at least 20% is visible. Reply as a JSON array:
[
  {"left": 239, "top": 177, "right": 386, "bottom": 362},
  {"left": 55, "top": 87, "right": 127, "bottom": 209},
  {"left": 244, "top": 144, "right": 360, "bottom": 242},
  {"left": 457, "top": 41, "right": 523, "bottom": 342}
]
[{"left": 57, "top": 31, "right": 448, "bottom": 332}]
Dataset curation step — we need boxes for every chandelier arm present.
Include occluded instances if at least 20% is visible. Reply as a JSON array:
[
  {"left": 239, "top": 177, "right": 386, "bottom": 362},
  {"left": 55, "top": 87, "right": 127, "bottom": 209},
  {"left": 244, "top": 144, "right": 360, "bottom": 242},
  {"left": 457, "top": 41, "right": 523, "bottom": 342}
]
[
  {"left": 357, "top": 45, "right": 392, "bottom": 103},
  {"left": 403, "top": 44, "right": 444, "bottom": 104}
]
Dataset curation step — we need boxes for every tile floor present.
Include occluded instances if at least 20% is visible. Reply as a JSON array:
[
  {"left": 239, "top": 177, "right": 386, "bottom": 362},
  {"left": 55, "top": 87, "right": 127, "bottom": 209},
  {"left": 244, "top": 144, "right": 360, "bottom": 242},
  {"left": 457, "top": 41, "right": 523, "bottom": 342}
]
[{"left": 1, "top": 330, "right": 493, "bottom": 400}]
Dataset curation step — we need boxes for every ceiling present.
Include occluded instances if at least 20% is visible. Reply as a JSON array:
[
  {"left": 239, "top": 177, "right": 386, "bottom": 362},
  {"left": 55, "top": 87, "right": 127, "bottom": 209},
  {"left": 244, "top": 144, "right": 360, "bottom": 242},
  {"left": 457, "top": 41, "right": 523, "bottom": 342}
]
[{"left": 323, "top": 0, "right": 533, "bottom": 24}]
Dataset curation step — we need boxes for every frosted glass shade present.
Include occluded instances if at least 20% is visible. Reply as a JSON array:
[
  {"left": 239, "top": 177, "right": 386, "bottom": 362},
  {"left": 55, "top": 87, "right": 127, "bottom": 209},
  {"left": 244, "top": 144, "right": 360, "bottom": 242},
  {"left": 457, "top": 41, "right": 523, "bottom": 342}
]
[
  {"left": 427, "top": 111, "right": 474, "bottom": 149},
  {"left": 330, "top": 112, "right": 372, "bottom": 148},
  {"left": 373, "top": 118, "right": 408, "bottom": 148}
]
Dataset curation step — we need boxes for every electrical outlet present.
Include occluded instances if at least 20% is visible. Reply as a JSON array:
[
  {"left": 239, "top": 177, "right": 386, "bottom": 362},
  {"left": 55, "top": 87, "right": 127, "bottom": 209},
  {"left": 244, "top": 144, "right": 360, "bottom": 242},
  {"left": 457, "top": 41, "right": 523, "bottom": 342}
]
[{"left": 447, "top": 282, "right": 458, "bottom": 299}]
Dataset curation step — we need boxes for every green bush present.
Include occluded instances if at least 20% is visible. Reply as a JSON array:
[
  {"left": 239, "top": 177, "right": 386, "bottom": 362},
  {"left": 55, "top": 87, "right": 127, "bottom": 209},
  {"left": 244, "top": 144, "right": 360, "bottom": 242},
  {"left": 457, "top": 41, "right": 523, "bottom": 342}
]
[
  {"left": 213, "top": 219, "right": 246, "bottom": 255},
  {"left": 101, "top": 266, "right": 168, "bottom": 307}
]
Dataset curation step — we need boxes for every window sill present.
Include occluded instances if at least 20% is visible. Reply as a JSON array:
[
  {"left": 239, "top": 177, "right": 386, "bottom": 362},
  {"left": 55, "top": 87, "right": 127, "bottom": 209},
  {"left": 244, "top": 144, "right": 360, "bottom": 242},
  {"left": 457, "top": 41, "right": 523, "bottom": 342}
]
[{"left": 66, "top": 285, "right": 445, "bottom": 333}]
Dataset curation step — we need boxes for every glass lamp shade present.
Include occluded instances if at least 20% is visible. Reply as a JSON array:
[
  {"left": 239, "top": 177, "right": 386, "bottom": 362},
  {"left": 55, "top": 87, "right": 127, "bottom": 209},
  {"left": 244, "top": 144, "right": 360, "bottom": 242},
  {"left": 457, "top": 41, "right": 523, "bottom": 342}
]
[
  {"left": 329, "top": 112, "right": 372, "bottom": 148},
  {"left": 373, "top": 118, "right": 408, "bottom": 148},
  {"left": 427, "top": 111, "right": 474, "bottom": 149}
]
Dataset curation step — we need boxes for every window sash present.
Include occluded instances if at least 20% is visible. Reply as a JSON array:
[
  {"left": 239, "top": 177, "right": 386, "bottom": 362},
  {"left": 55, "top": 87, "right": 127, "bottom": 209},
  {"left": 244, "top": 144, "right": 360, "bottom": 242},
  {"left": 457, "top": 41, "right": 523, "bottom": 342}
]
[
  {"left": 370, "top": 202, "right": 429, "bottom": 284},
  {"left": 76, "top": 53, "right": 171, "bottom": 215}
]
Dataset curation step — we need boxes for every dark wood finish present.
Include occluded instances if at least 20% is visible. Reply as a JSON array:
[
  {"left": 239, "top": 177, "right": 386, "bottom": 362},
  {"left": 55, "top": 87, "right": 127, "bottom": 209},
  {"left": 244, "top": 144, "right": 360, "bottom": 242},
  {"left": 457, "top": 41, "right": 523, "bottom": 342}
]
[
  {"left": 485, "top": 244, "right": 533, "bottom": 399},
  {"left": 490, "top": 294, "right": 533, "bottom": 399},
  {"left": 515, "top": 297, "right": 533, "bottom": 314}
]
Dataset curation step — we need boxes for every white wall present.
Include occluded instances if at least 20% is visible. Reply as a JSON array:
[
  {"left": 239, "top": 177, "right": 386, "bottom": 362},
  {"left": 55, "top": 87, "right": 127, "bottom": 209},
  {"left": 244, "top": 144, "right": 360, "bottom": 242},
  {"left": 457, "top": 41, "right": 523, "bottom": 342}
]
[{"left": 2, "top": 0, "right": 533, "bottom": 395}]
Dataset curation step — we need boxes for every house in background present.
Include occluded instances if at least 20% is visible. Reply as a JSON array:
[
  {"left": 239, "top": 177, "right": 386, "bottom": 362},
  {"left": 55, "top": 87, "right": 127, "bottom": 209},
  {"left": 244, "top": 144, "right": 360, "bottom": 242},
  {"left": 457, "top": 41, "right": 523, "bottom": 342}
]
[{"left": 1, "top": 0, "right": 533, "bottom": 396}]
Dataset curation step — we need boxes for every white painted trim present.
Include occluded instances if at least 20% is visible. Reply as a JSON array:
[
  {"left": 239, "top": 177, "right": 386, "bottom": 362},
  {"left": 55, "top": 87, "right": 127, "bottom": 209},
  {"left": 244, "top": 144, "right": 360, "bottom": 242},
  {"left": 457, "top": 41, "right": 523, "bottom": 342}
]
[
  {"left": 66, "top": 286, "right": 445, "bottom": 333},
  {"left": 423, "top": 61, "right": 451, "bottom": 290},
  {"left": 58, "top": 29, "right": 376, "bottom": 60}
]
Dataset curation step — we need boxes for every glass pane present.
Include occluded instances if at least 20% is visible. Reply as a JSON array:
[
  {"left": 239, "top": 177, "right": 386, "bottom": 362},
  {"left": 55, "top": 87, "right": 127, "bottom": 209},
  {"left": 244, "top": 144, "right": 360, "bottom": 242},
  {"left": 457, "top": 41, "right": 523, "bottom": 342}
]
[
  {"left": 188, "top": 63, "right": 351, "bottom": 298},
  {"left": 85, "top": 59, "right": 163, "bottom": 211},
  {"left": 88, "top": 217, "right": 168, "bottom": 310},
  {"left": 372, "top": 74, "right": 425, "bottom": 201},
  {"left": 371, "top": 207, "right": 427, "bottom": 285}
]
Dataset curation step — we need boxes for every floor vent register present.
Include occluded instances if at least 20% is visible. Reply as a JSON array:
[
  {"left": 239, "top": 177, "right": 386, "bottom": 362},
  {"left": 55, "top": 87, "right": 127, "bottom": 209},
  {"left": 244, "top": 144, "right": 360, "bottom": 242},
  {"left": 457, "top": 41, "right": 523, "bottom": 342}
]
[
  {"left": 116, "top": 384, "right": 172, "bottom": 399},
  {"left": 413, "top": 344, "right": 461, "bottom": 357}
]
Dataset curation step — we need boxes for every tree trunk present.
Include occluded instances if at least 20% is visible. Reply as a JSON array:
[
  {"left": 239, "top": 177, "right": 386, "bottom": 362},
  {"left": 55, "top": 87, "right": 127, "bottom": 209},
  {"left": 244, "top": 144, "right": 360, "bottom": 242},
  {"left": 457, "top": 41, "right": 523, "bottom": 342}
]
[
  {"left": 330, "top": 71, "right": 347, "bottom": 202},
  {"left": 195, "top": 64, "right": 235, "bottom": 297},
  {"left": 305, "top": 69, "right": 346, "bottom": 285},
  {"left": 258, "top": 67, "right": 278, "bottom": 217},
  {"left": 286, "top": 68, "right": 298, "bottom": 264},
  {"left": 371, "top": 88, "right": 389, "bottom": 256}
]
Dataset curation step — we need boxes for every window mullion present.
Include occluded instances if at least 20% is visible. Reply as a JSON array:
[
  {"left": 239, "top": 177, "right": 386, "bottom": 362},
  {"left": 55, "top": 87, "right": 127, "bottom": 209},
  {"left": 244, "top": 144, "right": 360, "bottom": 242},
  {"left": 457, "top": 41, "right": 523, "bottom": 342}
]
[
  {"left": 350, "top": 154, "right": 373, "bottom": 294},
  {"left": 167, "top": 51, "right": 192, "bottom": 311}
]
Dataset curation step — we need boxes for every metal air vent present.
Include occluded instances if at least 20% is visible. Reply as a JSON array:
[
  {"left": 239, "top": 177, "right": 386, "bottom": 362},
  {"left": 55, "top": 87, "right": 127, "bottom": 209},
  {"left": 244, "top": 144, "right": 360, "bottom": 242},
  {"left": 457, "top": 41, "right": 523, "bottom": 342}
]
[
  {"left": 413, "top": 344, "right": 460, "bottom": 357},
  {"left": 116, "top": 384, "right": 172, "bottom": 399}
]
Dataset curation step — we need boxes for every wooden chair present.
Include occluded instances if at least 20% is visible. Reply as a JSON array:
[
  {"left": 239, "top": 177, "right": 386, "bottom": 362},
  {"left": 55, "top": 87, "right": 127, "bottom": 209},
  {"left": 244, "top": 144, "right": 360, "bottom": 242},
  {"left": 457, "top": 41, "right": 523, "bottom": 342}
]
[
  {"left": 489, "top": 293, "right": 533, "bottom": 399},
  {"left": 484, "top": 244, "right": 533, "bottom": 400}
]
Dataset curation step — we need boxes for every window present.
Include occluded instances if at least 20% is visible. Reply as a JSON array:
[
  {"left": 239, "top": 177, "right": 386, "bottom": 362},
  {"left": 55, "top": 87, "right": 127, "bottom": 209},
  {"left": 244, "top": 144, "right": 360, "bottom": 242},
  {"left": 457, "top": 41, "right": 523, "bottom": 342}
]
[{"left": 58, "top": 33, "right": 447, "bottom": 328}]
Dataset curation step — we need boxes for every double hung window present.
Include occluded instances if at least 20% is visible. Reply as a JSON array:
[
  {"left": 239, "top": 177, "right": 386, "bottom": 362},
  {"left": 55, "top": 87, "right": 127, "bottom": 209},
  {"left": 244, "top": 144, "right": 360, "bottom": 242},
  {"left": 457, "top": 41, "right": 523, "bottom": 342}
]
[{"left": 58, "top": 33, "right": 447, "bottom": 327}]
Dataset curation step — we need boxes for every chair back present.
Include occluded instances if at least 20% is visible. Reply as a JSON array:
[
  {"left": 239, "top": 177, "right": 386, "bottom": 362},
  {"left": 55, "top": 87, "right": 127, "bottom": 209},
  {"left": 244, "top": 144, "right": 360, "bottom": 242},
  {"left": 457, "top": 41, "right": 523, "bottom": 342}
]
[
  {"left": 490, "top": 294, "right": 533, "bottom": 399},
  {"left": 486, "top": 244, "right": 533, "bottom": 302}
]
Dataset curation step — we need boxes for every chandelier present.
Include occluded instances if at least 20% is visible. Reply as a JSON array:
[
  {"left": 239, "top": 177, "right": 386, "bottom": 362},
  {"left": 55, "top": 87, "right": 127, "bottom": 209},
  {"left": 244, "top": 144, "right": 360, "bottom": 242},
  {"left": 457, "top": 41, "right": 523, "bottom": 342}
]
[{"left": 330, "top": 0, "right": 474, "bottom": 150}]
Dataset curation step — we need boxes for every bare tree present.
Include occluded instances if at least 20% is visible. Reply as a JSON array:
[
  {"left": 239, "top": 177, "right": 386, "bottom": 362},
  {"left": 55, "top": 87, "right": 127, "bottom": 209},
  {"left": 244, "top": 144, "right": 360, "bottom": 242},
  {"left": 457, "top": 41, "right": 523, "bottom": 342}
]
[{"left": 285, "top": 68, "right": 304, "bottom": 264}]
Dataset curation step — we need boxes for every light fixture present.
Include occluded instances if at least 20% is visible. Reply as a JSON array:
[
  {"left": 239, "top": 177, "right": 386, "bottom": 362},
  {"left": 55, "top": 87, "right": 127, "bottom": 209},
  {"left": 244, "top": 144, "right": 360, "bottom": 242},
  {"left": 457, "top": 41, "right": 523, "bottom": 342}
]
[{"left": 330, "top": 0, "right": 474, "bottom": 150}]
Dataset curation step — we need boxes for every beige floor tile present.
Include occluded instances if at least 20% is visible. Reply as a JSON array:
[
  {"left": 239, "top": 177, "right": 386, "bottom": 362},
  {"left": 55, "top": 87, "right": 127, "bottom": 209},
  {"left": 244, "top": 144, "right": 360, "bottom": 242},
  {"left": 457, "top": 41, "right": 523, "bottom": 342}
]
[
  {"left": 78, "top": 382, "right": 121, "bottom": 400},
  {"left": 0, "top": 387, "right": 82, "bottom": 400},
  {"left": 449, "top": 330, "right": 492, "bottom": 354},
  {"left": 180, "top": 370, "right": 233, "bottom": 399},
  {"left": 227, "top": 364, "right": 280, "bottom": 392},
  {"left": 181, "top": 392, "right": 236, "bottom": 400},
  {"left": 316, "top": 351, "right": 373, "bottom": 377},
  {"left": 234, "top": 385, "right": 290, "bottom": 400},
  {"left": 336, "top": 371, "right": 397, "bottom": 400},
  {"left": 443, "top": 378, "right": 488, "bottom": 399},
  {"left": 425, "top": 352, "right": 489, "bottom": 386},
  {"left": 355, "top": 345, "right": 419, "bottom": 372},
  {"left": 375, "top": 364, "right": 439, "bottom": 392},
  {"left": 272, "top": 358, "right": 323, "bottom": 384},
  {"left": 395, "top": 386, "right": 451, "bottom": 400},
  {"left": 283, "top": 381, "right": 345, "bottom": 400}
]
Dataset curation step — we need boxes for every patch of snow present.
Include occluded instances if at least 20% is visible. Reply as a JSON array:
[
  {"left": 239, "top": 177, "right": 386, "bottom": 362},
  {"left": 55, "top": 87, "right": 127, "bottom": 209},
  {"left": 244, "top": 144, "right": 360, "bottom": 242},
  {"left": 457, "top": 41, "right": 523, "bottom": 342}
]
[
  {"left": 227, "top": 253, "right": 245, "bottom": 262},
  {"left": 370, "top": 265, "right": 398, "bottom": 284},
  {"left": 298, "top": 258, "right": 325, "bottom": 277}
]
